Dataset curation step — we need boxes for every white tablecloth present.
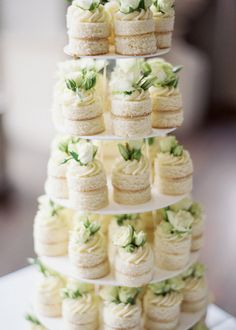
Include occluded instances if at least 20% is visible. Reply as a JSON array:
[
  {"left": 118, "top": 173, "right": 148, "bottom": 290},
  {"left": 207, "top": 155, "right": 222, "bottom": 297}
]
[{"left": 0, "top": 266, "right": 235, "bottom": 330}]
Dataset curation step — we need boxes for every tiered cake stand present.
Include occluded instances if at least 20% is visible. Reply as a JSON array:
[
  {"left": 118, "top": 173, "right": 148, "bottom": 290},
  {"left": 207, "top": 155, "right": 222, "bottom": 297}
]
[{"left": 32, "top": 5, "right": 206, "bottom": 329}]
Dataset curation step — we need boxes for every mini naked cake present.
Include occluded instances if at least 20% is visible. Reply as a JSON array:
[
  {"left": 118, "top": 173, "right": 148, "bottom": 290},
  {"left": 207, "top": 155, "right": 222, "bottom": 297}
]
[
  {"left": 25, "top": 314, "right": 46, "bottom": 330},
  {"left": 114, "top": 0, "right": 156, "bottom": 55},
  {"left": 112, "top": 141, "right": 151, "bottom": 205},
  {"left": 155, "top": 136, "right": 193, "bottom": 195},
  {"left": 45, "top": 136, "right": 77, "bottom": 199},
  {"left": 110, "top": 60, "right": 155, "bottom": 138},
  {"left": 64, "top": 139, "right": 108, "bottom": 210},
  {"left": 67, "top": 0, "right": 110, "bottom": 56},
  {"left": 151, "top": 0, "right": 175, "bottom": 49},
  {"left": 144, "top": 277, "right": 184, "bottom": 330},
  {"left": 100, "top": 286, "right": 142, "bottom": 330},
  {"left": 62, "top": 281, "right": 99, "bottom": 330},
  {"left": 62, "top": 68, "right": 105, "bottom": 136},
  {"left": 68, "top": 218, "right": 109, "bottom": 279},
  {"left": 148, "top": 58, "right": 183, "bottom": 129},
  {"left": 182, "top": 263, "right": 208, "bottom": 313},
  {"left": 34, "top": 196, "right": 69, "bottom": 257},
  {"left": 32, "top": 259, "right": 65, "bottom": 318},
  {"left": 113, "top": 225, "right": 154, "bottom": 286},
  {"left": 154, "top": 207, "right": 193, "bottom": 270},
  {"left": 169, "top": 197, "right": 204, "bottom": 252}
]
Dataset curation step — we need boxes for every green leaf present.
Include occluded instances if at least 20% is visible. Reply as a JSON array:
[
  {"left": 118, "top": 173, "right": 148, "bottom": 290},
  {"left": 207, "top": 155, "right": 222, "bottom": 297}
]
[
  {"left": 118, "top": 144, "right": 129, "bottom": 161},
  {"left": 69, "top": 151, "right": 80, "bottom": 163},
  {"left": 173, "top": 65, "right": 183, "bottom": 74},
  {"left": 28, "top": 258, "right": 48, "bottom": 277},
  {"left": 25, "top": 313, "right": 41, "bottom": 325},
  {"left": 132, "top": 149, "right": 142, "bottom": 161},
  {"left": 66, "top": 79, "right": 77, "bottom": 92},
  {"left": 62, "top": 288, "right": 83, "bottom": 299}
]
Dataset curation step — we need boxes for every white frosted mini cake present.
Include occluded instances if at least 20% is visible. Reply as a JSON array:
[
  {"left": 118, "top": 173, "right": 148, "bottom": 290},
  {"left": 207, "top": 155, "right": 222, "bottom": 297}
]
[
  {"left": 114, "top": 0, "right": 157, "bottom": 55},
  {"left": 67, "top": 0, "right": 110, "bottom": 55}
]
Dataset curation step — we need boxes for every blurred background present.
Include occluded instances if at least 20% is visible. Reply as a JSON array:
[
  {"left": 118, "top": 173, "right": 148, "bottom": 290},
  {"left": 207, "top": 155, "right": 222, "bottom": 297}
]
[{"left": 0, "top": 0, "right": 236, "bottom": 317}]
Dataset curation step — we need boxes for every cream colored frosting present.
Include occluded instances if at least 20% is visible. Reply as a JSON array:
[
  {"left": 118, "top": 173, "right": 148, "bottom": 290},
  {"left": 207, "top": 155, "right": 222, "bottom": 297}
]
[
  {"left": 184, "top": 277, "right": 206, "bottom": 292},
  {"left": 63, "top": 89, "right": 96, "bottom": 108},
  {"left": 151, "top": 5, "right": 174, "bottom": 18},
  {"left": 26, "top": 324, "right": 46, "bottom": 330},
  {"left": 114, "top": 156, "right": 149, "bottom": 176},
  {"left": 157, "top": 150, "right": 191, "bottom": 167},
  {"left": 118, "top": 244, "right": 152, "bottom": 265},
  {"left": 116, "top": 9, "right": 152, "bottom": 21},
  {"left": 113, "top": 89, "right": 149, "bottom": 101},
  {"left": 69, "top": 159, "right": 104, "bottom": 179},
  {"left": 145, "top": 290, "right": 182, "bottom": 307},
  {"left": 37, "top": 276, "right": 64, "bottom": 304},
  {"left": 34, "top": 211, "right": 68, "bottom": 232},
  {"left": 68, "top": 5, "right": 108, "bottom": 24},
  {"left": 149, "top": 86, "right": 179, "bottom": 97},
  {"left": 63, "top": 294, "right": 98, "bottom": 322},
  {"left": 70, "top": 230, "right": 106, "bottom": 257},
  {"left": 104, "top": 301, "right": 140, "bottom": 319}
]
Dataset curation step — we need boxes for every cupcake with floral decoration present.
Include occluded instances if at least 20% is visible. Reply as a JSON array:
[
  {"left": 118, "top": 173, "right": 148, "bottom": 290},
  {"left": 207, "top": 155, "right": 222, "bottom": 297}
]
[
  {"left": 62, "top": 280, "right": 99, "bottom": 330},
  {"left": 155, "top": 136, "right": 193, "bottom": 195},
  {"left": 34, "top": 196, "right": 69, "bottom": 257},
  {"left": 64, "top": 139, "right": 108, "bottom": 210},
  {"left": 113, "top": 225, "right": 154, "bottom": 286},
  {"left": 25, "top": 314, "right": 47, "bottom": 330},
  {"left": 110, "top": 59, "right": 155, "bottom": 137},
  {"left": 182, "top": 263, "right": 208, "bottom": 313},
  {"left": 67, "top": 0, "right": 110, "bottom": 56},
  {"left": 151, "top": 0, "right": 175, "bottom": 49},
  {"left": 148, "top": 58, "right": 183, "bottom": 129},
  {"left": 52, "top": 59, "right": 106, "bottom": 131},
  {"left": 31, "top": 259, "right": 65, "bottom": 317},
  {"left": 45, "top": 136, "right": 80, "bottom": 199},
  {"left": 114, "top": 0, "right": 156, "bottom": 55},
  {"left": 169, "top": 198, "right": 204, "bottom": 252},
  {"left": 100, "top": 286, "right": 142, "bottom": 330},
  {"left": 144, "top": 277, "right": 184, "bottom": 330},
  {"left": 108, "top": 213, "right": 145, "bottom": 263},
  {"left": 69, "top": 218, "right": 109, "bottom": 279},
  {"left": 154, "top": 206, "right": 193, "bottom": 270},
  {"left": 112, "top": 141, "right": 151, "bottom": 205},
  {"left": 62, "top": 66, "right": 105, "bottom": 136}
]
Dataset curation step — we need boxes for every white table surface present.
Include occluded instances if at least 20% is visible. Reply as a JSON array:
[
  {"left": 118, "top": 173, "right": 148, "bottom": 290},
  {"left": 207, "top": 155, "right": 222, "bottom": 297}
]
[{"left": 0, "top": 266, "right": 235, "bottom": 330}]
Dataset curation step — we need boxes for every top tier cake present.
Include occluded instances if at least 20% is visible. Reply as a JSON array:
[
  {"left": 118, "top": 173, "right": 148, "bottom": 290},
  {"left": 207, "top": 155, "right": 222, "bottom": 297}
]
[{"left": 65, "top": 0, "right": 175, "bottom": 57}]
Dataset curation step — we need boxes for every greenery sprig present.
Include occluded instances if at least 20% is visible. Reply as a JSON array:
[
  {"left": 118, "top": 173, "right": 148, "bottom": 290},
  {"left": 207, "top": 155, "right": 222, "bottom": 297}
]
[
  {"left": 159, "top": 136, "right": 183, "bottom": 157},
  {"left": 65, "top": 68, "right": 97, "bottom": 98},
  {"left": 149, "top": 277, "right": 184, "bottom": 296},
  {"left": 118, "top": 143, "right": 142, "bottom": 161},
  {"left": 100, "top": 286, "right": 141, "bottom": 305},
  {"left": 48, "top": 199, "right": 64, "bottom": 217},
  {"left": 76, "top": 219, "right": 101, "bottom": 244},
  {"left": 28, "top": 258, "right": 50, "bottom": 277},
  {"left": 62, "top": 288, "right": 83, "bottom": 299},
  {"left": 182, "top": 263, "right": 205, "bottom": 280},
  {"left": 25, "top": 313, "right": 42, "bottom": 326},
  {"left": 61, "top": 140, "right": 98, "bottom": 166},
  {"left": 115, "top": 214, "right": 139, "bottom": 226}
]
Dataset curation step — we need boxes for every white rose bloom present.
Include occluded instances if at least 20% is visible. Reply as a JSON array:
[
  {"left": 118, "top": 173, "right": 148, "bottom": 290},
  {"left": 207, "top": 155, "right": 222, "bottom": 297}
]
[
  {"left": 77, "top": 140, "right": 94, "bottom": 165},
  {"left": 116, "top": 59, "right": 139, "bottom": 73},
  {"left": 119, "top": 287, "right": 138, "bottom": 303},
  {"left": 170, "top": 197, "right": 192, "bottom": 212},
  {"left": 111, "top": 77, "right": 134, "bottom": 93},
  {"left": 167, "top": 210, "right": 193, "bottom": 233},
  {"left": 158, "top": 0, "right": 174, "bottom": 9},
  {"left": 120, "top": 0, "right": 140, "bottom": 12},
  {"left": 68, "top": 141, "right": 79, "bottom": 155},
  {"left": 100, "top": 286, "right": 119, "bottom": 302},
  {"left": 112, "top": 225, "right": 133, "bottom": 247},
  {"left": 128, "top": 140, "right": 143, "bottom": 150},
  {"left": 73, "top": 0, "right": 98, "bottom": 10},
  {"left": 134, "top": 231, "right": 146, "bottom": 246}
]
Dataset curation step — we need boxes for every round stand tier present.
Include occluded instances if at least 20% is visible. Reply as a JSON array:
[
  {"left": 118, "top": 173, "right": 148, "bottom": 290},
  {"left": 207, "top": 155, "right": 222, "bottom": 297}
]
[
  {"left": 34, "top": 308, "right": 205, "bottom": 330},
  {"left": 41, "top": 252, "right": 198, "bottom": 287},
  {"left": 64, "top": 45, "right": 170, "bottom": 59},
  {"left": 54, "top": 113, "right": 176, "bottom": 141},
  {"left": 50, "top": 187, "right": 186, "bottom": 215}
]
